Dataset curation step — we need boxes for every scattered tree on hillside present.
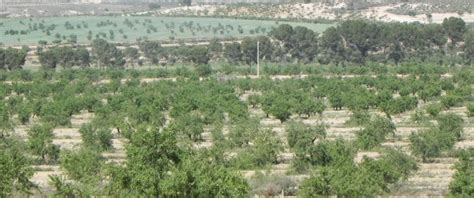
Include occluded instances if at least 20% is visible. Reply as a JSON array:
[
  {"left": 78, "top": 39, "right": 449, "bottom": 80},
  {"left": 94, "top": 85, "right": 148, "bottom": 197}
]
[{"left": 92, "top": 39, "right": 125, "bottom": 68}]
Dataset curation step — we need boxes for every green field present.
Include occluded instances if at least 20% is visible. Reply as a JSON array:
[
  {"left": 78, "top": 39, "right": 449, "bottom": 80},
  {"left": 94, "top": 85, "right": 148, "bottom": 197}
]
[{"left": 0, "top": 16, "right": 334, "bottom": 46}]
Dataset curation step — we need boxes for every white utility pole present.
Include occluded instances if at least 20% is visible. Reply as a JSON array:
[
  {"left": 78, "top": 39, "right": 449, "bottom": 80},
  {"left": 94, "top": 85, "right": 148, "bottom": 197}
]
[{"left": 257, "top": 40, "right": 260, "bottom": 77}]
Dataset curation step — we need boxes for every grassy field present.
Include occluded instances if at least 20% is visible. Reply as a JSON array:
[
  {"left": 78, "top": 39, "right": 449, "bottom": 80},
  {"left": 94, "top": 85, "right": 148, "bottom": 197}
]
[{"left": 0, "top": 16, "right": 334, "bottom": 46}]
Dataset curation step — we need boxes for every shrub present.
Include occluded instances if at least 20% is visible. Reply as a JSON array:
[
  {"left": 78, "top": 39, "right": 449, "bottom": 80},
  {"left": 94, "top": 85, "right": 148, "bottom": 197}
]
[
  {"left": 79, "top": 124, "right": 113, "bottom": 151},
  {"left": 426, "top": 103, "right": 442, "bottom": 117},
  {"left": 410, "top": 113, "right": 464, "bottom": 161},
  {"left": 0, "top": 137, "right": 34, "bottom": 197},
  {"left": 233, "top": 130, "right": 283, "bottom": 169},
  {"left": 346, "top": 110, "right": 370, "bottom": 126},
  {"left": 28, "top": 123, "right": 60, "bottom": 163},
  {"left": 448, "top": 152, "right": 474, "bottom": 196},
  {"left": 437, "top": 113, "right": 464, "bottom": 141},
  {"left": 18, "top": 104, "right": 32, "bottom": 124},
  {"left": 441, "top": 95, "right": 462, "bottom": 109},
  {"left": 195, "top": 64, "right": 212, "bottom": 77},
  {"left": 60, "top": 148, "right": 102, "bottom": 181},
  {"left": 299, "top": 149, "right": 416, "bottom": 197},
  {"left": 287, "top": 122, "right": 326, "bottom": 151},
  {"left": 356, "top": 116, "right": 396, "bottom": 150},
  {"left": 409, "top": 129, "right": 443, "bottom": 162},
  {"left": 467, "top": 103, "right": 474, "bottom": 117}
]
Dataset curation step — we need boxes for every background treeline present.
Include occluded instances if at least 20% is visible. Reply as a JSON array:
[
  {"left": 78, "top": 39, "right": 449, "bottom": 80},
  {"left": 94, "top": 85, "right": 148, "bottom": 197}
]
[
  {"left": 1, "top": 17, "right": 472, "bottom": 70},
  {"left": 0, "top": 47, "right": 28, "bottom": 70}
]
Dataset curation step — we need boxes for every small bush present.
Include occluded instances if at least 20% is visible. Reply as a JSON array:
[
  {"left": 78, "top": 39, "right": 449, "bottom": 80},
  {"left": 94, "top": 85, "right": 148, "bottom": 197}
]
[
  {"left": 79, "top": 124, "right": 113, "bottom": 151},
  {"left": 60, "top": 148, "right": 102, "bottom": 181},
  {"left": 426, "top": 103, "right": 442, "bottom": 117},
  {"left": 467, "top": 103, "right": 474, "bottom": 117}
]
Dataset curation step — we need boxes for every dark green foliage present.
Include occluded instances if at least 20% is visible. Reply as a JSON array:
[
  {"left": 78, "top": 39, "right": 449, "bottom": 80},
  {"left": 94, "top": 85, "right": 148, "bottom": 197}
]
[
  {"left": 138, "top": 40, "right": 165, "bottom": 65},
  {"left": 181, "top": 46, "right": 210, "bottom": 65},
  {"left": 224, "top": 42, "right": 242, "bottom": 64},
  {"left": 0, "top": 47, "right": 28, "bottom": 70},
  {"left": 123, "top": 47, "right": 139, "bottom": 66},
  {"left": 92, "top": 39, "right": 125, "bottom": 67},
  {"left": 38, "top": 46, "right": 90, "bottom": 68},
  {"left": 208, "top": 38, "right": 222, "bottom": 53},
  {"left": 464, "top": 31, "right": 474, "bottom": 65},
  {"left": 338, "top": 20, "right": 381, "bottom": 63},
  {"left": 241, "top": 36, "right": 273, "bottom": 65},
  {"left": 442, "top": 17, "right": 467, "bottom": 45},
  {"left": 270, "top": 24, "right": 318, "bottom": 63}
]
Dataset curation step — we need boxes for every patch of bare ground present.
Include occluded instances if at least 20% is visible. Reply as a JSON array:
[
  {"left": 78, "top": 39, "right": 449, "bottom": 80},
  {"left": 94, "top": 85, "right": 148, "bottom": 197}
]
[
  {"left": 29, "top": 110, "right": 130, "bottom": 191},
  {"left": 260, "top": 117, "right": 282, "bottom": 127},
  {"left": 326, "top": 127, "right": 360, "bottom": 140},
  {"left": 445, "top": 107, "right": 469, "bottom": 117},
  {"left": 393, "top": 127, "right": 425, "bottom": 139},
  {"left": 70, "top": 111, "right": 95, "bottom": 127},
  {"left": 392, "top": 158, "right": 456, "bottom": 196},
  {"left": 156, "top": 3, "right": 474, "bottom": 23},
  {"left": 102, "top": 128, "right": 127, "bottom": 164},
  {"left": 31, "top": 167, "right": 62, "bottom": 192}
]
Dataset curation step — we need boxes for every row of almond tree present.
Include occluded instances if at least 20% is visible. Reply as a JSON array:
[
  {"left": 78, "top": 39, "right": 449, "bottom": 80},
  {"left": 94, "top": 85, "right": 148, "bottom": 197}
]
[{"left": 1, "top": 65, "right": 473, "bottom": 196}]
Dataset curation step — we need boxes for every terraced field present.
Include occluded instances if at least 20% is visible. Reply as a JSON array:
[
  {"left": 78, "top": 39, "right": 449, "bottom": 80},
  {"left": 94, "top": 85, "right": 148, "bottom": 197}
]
[
  {"left": 7, "top": 73, "right": 471, "bottom": 196},
  {"left": 0, "top": 16, "right": 333, "bottom": 46},
  {"left": 243, "top": 100, "right": 473, "bottom": 196}
]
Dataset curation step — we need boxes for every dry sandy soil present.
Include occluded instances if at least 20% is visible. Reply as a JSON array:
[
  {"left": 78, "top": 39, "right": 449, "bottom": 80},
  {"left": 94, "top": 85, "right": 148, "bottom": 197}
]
[
  {"left": 155, "top": 3, "right": 474, "bottom": 24},
  {"left": 10, "top": 75, "right": 474, "bottom": 196}
]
